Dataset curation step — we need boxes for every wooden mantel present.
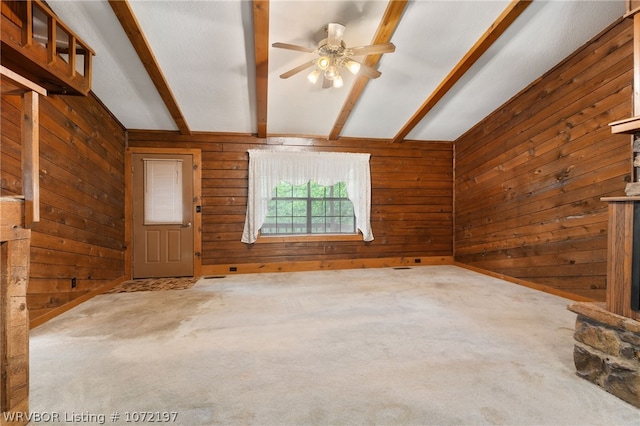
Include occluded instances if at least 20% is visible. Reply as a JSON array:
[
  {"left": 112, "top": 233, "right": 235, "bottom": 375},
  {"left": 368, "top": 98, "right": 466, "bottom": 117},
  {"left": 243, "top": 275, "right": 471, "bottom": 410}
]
[{"left": 609, "top": 116, "right": 640, "bottom": 134}]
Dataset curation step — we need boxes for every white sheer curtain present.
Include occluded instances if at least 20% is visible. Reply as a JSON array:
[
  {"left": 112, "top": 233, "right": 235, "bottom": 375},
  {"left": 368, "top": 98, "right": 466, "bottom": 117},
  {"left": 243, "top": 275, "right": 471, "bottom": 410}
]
[{"left": 241, "top": 150, "right": 373, "bottom": 244}]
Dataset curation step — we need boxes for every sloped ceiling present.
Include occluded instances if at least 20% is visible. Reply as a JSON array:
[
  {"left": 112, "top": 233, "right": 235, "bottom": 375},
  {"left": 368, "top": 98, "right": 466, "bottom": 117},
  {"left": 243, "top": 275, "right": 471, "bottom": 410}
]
[{"left": 47, "top": 0, "right": 626, "bottom": 142}]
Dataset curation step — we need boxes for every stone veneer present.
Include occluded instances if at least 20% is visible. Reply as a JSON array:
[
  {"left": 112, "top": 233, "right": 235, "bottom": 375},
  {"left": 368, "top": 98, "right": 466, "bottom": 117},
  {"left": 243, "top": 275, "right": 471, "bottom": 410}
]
[{"left": 567, "top": 302, "right": 640, "bottom": 407}]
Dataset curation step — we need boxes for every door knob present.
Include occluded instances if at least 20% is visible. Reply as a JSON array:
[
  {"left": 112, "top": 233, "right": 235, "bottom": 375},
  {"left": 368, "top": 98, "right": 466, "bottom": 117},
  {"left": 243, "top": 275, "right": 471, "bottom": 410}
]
[{"left": 183, "top": 221, "right": 192, "bottom": 228}]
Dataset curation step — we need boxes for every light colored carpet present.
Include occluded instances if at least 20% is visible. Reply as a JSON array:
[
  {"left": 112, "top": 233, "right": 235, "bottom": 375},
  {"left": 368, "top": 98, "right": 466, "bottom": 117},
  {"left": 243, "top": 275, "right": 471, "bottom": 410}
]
[{"left": 29, "top": 266, "right": 639, "bottom": 425}]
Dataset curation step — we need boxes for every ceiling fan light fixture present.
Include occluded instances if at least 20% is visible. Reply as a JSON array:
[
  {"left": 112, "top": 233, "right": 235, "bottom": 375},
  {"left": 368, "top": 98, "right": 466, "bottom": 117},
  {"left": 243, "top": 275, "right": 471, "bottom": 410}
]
[
  {"left": 346, "top": 60, "right": 360, "bottom": 75},
  {"left": 317, "top": 56, "right": 330, "bottom": 70},
  {"left": 333, "top": 74, "right": 344, "bottom": 88},
  {"left": 325, "top": 65, "right": 338, "bottom": 81},
  {"left": 307, "top": 69, "right": 320, "bottom": 84}
]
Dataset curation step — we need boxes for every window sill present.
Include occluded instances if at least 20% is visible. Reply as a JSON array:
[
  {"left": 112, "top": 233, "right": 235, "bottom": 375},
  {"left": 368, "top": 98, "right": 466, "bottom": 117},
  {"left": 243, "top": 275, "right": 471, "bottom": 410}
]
[{"left": 256, "top": 233, "right": 362, "bottom": 244}]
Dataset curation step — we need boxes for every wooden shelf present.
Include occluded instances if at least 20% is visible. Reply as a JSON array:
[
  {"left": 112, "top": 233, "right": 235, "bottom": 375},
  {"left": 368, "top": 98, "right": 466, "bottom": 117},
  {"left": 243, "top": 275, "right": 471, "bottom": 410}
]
[
  {"left": 602, "top": 196, "right": 640, "bottom": 202},
  {"left": 609, "top": 116, "right": 640, "bottom": 134}
]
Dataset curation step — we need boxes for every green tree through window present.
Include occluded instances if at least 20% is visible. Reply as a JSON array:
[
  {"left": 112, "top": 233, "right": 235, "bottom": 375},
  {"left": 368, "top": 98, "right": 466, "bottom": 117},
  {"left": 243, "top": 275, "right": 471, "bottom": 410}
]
[{"left": 262, "top": 181, "right": 356, "bottom": 235}]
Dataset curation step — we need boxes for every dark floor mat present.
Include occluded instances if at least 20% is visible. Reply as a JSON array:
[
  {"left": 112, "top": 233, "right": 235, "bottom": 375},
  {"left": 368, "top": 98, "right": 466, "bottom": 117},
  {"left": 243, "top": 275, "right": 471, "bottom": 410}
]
[{"left": 106, "top": 277, "right": 199, "bottom": 293}]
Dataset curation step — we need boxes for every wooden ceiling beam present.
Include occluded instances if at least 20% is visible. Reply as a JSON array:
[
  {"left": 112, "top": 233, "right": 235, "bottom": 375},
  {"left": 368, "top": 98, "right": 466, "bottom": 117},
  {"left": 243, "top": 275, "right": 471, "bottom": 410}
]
[
  {"left": 253, "top": 0, "right": 270, "bottom": 138},
  {"left": 328, "top": 0, "right": 408, "bottom": 141},
  {"left": 108, "top": 0, "right": 191, "bottom": 135},
  {"left": 391, "top": 0, "right": 532, "bottom": 143}
]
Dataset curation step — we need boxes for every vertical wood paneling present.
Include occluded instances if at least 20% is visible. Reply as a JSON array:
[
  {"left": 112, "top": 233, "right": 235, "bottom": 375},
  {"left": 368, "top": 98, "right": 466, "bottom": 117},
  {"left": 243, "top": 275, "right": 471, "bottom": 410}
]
[
  {"left": 21, "top": 90, "right": 39, "bottom": 226},
  {"left": 0, "top": 229, "right": 31, "bottom": 422},
  {"left": 604, "top": 198, "right": 640, "bottom": 320},
  {"left": 127, "top": 133, "right": 454, "bottom": 268},
  {"left": 454, "top": 18, "right": 634, "bottom": 301},
  {"left": 1, "top": 91, "right": 126, "bottom": 320}
]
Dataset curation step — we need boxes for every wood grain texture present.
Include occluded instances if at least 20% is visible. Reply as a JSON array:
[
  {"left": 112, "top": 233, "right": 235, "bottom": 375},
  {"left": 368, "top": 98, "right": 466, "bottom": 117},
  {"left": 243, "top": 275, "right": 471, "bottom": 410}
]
[
  {"left": 392, "top": 0, "right": 532, "bottom": 143},
  {"left": 21, "top": 90, "right": 38, "bottom": 226},
  {"left": 328, "top": 0, "right": 408, "bottom": 140},
  {"left": 1, "top": 91, "right": 127, "bottom": 320},
  {"left": 108, "top": 0, "right": 190, "bottom": 135},
  {"left": 1, "top": 0, "right": 93, "bottom": 96},
  {"left": 454, "top": 18, "right": 634, "bottom": 302},
  {"left": 128, "top": 131, "right": 454, "bottom": 267},
  {"left": 253, "top": 0, "right": 269, "bottom": 138},
  {"left": 634, "top": 13, "right": 640, "bottom": 114},
  {"left": 605, "top": 200, "right": 640, "bottom": 319},
  {"left": 0, "top": 208, "right": 30, "bottom": 423}
]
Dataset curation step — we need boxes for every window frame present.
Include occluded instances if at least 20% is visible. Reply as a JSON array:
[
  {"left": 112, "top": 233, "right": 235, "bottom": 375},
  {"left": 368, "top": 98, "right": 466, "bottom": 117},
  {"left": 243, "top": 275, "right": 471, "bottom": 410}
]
[{"left": 261, "top": 181, "right": 357, "bottom": 237}]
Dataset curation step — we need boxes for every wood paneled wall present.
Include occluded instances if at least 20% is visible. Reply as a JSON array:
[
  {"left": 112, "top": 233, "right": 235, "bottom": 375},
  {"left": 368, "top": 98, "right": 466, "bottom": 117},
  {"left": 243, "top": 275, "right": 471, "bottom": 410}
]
[
  {"left": 454, "top": 18, "right": 634, "bottom": 301},
  {"left": 128, "top": 133, "right": 453, "bottom": 270},
  {"left": 1, "top": 92, "right": 126, "bottom": 320}
]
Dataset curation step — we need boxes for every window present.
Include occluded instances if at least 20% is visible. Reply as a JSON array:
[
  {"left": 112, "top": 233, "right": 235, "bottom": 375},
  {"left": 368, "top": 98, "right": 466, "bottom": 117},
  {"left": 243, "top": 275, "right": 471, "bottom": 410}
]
[
  {"left": 143, "top": 159, "right": 183, "bottom": 224},
  {"left": 262, "top": 181, "right": 356, "bottom": 235},
  {"left": 241, "top": 150, "right": 373, "bottom": 244}
]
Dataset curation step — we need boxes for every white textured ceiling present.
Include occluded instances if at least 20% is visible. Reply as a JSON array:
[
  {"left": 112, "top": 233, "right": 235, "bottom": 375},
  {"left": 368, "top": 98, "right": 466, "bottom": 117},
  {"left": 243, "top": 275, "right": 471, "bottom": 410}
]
[{"left": 47, "top": 0, "right": 626, "bottom": 141}]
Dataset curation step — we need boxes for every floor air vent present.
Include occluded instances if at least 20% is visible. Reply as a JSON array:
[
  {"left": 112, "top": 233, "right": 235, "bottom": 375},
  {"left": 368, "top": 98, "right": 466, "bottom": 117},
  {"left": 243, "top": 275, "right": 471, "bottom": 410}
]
[
  {"left": 204, "top": 275, "right": 227, "bottom": 279},
  {"left": 393, "top": 267, "right": 412, "bottom": 270}
]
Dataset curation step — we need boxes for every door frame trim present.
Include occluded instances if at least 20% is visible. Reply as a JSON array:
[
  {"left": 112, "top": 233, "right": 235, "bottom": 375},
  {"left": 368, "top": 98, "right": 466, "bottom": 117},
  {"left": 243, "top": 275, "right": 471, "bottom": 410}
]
[{"left": 125, "top": 147, "right": 202, "bottom": 279}]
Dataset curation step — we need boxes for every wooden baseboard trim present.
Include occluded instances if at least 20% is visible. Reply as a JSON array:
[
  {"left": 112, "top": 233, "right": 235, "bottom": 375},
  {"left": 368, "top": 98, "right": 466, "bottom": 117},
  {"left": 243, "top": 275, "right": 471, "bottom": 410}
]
[
  {"left": 454, "top": 262, "right": 597, "bottom": 302},
  {"left": 201, "top": 256, "right": 455, "bottom": 276},
  {"left": 29, "top": 276, "right": 129, "bottom": 329}
]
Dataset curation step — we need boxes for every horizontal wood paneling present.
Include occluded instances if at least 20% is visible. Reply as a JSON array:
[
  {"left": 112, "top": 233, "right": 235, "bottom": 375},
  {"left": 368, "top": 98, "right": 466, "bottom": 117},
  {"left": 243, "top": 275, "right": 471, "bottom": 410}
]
[
  {"left": 128, "top": 134, "right": 453, "bottom": 267},
  {"left": 454, "top": 18, "right": 634, "bottom": 301},
  {"left": 1, "top": 90, "right": 126, "bottom": 320}
]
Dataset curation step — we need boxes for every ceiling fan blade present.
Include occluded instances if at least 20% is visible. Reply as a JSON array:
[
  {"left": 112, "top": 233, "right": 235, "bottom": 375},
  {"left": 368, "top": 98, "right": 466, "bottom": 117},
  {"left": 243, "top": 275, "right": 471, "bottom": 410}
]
[
  {"left": 349, "top": 42, "right": 396, "bottom": 56},
  {"left": 327, "top": 23, "right": 345, "bottom": 48},
  {"left": 322, "top": 76, "right": 333, "bottom": 89},
  {"left": 279, "top": 60, "right": 316, "bottom": 79},
  {"left": 349, "top": 60, "right": 382, "bottom": 79},
  {"left": 272, "top": 42, "right": 315, "bottom": 53}
]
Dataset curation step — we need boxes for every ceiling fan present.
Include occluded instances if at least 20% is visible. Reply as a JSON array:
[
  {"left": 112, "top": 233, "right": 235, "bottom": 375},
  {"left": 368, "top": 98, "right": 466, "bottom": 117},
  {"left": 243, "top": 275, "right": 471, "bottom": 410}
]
[{"left": 273, "top": 22, "right": 395, "bottom": 89}]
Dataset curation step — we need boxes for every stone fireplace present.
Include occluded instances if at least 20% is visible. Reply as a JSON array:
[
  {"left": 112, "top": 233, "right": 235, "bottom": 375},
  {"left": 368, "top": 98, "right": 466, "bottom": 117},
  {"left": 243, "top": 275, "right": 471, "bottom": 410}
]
[
  {"left": 568, "top": 301, "right": 640, "bottom": 407},
  {"left": 567, "top": 193, "right": 640, "bottom": 407}
]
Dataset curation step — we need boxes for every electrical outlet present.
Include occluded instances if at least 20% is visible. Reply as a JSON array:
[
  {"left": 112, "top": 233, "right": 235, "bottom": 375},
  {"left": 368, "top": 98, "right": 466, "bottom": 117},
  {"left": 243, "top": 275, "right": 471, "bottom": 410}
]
[
  {"left": 229, "top": 266, "right": 237, "bottom": 272},
  {"left": 71, "top": 277, "right": 77, "bottom": 288},
  {"left": 414, "top": 258, "right": 421, "bottom": 263}
]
